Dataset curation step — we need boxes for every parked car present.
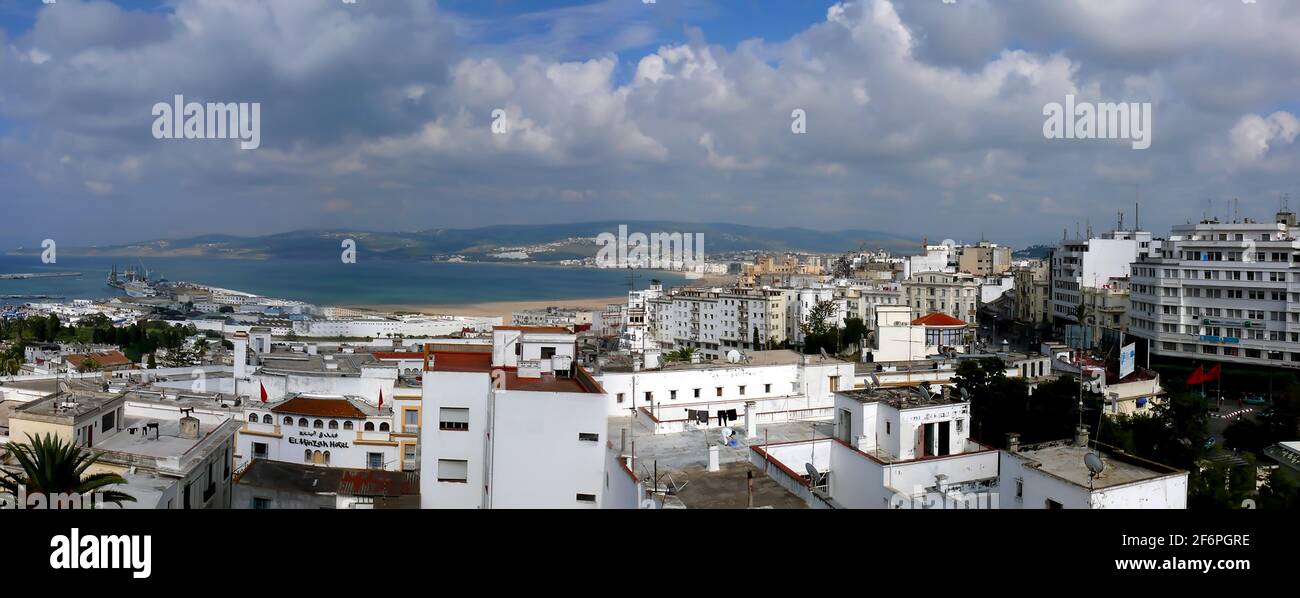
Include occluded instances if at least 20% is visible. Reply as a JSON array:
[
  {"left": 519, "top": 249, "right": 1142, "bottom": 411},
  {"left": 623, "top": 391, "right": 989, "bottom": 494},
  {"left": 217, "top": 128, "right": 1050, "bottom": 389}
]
[{"left": 1241, "top": 394, "right": 1268, "bottom": 406}]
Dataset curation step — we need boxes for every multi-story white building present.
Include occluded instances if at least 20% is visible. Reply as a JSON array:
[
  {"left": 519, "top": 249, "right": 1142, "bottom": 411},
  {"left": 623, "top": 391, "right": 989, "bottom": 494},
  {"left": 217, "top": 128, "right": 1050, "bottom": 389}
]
[
  {"left": 647, "top": 287, "right": 788, "bottom": 358},
  {"left": 1129, "top": 213, "right": 1300, "bottom": 368},
  {"left": 1051, "top": 230, "right": 1154, "bottom": 323},
  {"left": 419, "top": 326, "right": 609, "bottom": 509},
  {"left": 903, "top": 271, "right": 980, "bottom": 324}
]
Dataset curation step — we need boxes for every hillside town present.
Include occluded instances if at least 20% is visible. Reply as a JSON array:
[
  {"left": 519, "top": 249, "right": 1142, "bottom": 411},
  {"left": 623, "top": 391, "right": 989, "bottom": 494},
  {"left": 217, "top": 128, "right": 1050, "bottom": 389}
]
[{"left": 3, "top": 207, "right": 1297, "bottom": 511}]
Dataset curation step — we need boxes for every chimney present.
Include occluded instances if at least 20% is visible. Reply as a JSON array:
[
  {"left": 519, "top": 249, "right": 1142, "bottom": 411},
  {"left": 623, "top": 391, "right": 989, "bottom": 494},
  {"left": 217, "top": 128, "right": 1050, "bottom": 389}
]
[
  {"left": 179, "top": 412, "right": 200, "bottom": 440},
  {"left": 1006, "top": 432, "right": 1020, "bottom": 453},
  {"left": 1075, "top": 425, "right": 1090, "bottom": 448}
]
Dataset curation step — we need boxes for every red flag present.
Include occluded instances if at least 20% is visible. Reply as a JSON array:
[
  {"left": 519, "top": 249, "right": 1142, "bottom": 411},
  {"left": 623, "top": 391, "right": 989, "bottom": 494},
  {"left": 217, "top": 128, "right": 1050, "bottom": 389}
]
[
  {"left": 378, "top": 389, "right": 384, "bottom": 410},
  {"left": 1187, "top": 365, "right": 1205, "bottom": 385},
  {"left": 259, "top": 382, "right": 268, "bottom": 403},
  {"left": 1204, "top": 364, "right": 1221, "bottom": 382}
]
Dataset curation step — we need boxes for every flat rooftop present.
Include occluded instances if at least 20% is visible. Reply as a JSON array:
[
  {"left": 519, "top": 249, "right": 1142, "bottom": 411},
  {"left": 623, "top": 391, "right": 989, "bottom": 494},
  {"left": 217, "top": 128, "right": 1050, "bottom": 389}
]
[
  {"left": 237, "top": 459, "right": 418, "bottom": 498},
  {"left": 258, "top": 351, "right": 392, "bottom": 376},
  {"left": 1014, "top": 441, "right": 1183, "bottom": 490},
  {"left": 670, "top": 461, "right": 808, "bottom": 509},
  {"left": 96, "top": 417, "right": 214, "bottom": 460},
  {"left": 838, "top": 386, "right": 962, "bottom": 409},
  {"left": 12, "top": 390, "right": 123, "bottom": 422}
]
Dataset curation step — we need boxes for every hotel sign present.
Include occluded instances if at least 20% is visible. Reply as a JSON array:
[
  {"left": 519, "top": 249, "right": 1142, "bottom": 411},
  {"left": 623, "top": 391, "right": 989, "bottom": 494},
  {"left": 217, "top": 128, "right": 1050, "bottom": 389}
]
[{"left": 288, "top": 430, "right": 351, "bottom": 449}]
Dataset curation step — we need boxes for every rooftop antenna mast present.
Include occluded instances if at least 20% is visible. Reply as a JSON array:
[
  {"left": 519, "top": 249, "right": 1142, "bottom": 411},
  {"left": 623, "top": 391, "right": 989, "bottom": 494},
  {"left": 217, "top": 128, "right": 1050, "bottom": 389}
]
[{"left": 1135, "top": 185, "right": 1141, "bottom": 231}]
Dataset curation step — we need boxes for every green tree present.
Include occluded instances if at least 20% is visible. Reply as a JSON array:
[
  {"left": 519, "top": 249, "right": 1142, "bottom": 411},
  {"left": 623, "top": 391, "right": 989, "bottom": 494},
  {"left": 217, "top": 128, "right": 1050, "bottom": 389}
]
[
  {"left": 147, "top": 353, "right": 157, "bottom": 370},
  {"left": 799, "top": 300, "right": 840, "bottom": 355},
  {"left": 842, "top": 317, "right": 867, "bottom": 349},
  {"left": 0, "top": 433, "right": 135, "bottom": 507}
]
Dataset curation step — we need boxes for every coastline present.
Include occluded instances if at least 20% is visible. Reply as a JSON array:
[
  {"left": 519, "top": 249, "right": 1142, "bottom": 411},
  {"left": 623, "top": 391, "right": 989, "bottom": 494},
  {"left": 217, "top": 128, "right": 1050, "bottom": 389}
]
[{"left": 347, "top": 296, "right": 629, "bottom": 321}]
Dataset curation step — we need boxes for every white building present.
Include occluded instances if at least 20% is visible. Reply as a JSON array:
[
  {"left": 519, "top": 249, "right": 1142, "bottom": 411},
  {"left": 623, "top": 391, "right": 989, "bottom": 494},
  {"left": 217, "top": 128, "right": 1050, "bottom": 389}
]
[
  {"left": 903, "top": 271, "right": 980, "bottom": 324},
  {"left": 647, "top": 287, "right": 788, "bottom": 358},
  {"left": 1129, "top": 212, "right": 1300, "bottom": 369},
  {"left": 419, "top": 326, "right": 609, "bottom": 508},
  {"left": 1051, "top": 229, "right": 1154, "bottom": 323},
  {"left": 999, "top": 431, "right": 1188, "bottom": 509},
  {"left": 751, "top": 385, "right": 1000, "bottom": 509},
  {"left": 595, "top": 350, "right": 855, "bottom": 431}
]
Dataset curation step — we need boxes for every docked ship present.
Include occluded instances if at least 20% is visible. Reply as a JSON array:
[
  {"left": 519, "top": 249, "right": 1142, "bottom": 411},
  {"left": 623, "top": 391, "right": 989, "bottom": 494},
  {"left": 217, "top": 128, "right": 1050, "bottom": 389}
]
[{"left": 107, "top": 262, "right": 162, "bottom": 297}]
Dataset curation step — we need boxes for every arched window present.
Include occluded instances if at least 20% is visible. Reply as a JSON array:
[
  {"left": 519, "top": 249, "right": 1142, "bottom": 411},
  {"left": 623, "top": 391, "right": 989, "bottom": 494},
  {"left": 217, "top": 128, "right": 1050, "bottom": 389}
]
[
  {"left": 343, "top": 421, "right": 354, "bottom": 430},
  {"left": 262, "top": 414, "right": 272, "bottom": 424},
  {"left": 304, "top": 449, "right": 312, "bottom": 462},
  {"left": 364, "top": 422, "right": 375, "bottom": 431},
  {"left": 299, "top": 418, "right": 308, "bottom": 427},
  {"left": 313, "top": 450, "right": 323, "bottom": 465},
  {"left": 323, "top": 451, "right": 331, "bottom": 465},
  {"left": 314, "top": 419, "right": 324, "bottom": 429},
  {"left": 284, "top": 416, "right": 293, "bottom": 425},
  {"left": 328, "top": 420, "right": 338, "bottom": 430},
  {"left": 247, "top": 413, "right": 258, "bottom": 423},
  {"left": 379, "top": 422, "right": 390, "bottom": 432}
]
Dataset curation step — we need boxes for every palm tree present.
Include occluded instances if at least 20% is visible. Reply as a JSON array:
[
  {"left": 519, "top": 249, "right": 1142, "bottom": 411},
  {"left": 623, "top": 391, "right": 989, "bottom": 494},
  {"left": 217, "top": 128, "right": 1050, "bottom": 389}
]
[
  {"left": 1072, "top": 301, "right": 1092, "bottom": 349},
  {"left": 0, "top": 433, "right": 135, "bottom": 507}
]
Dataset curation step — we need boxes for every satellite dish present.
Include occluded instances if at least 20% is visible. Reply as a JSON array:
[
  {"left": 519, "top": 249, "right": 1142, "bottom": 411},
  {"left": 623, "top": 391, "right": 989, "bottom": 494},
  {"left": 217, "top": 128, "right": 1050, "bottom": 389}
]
[
  {"left": 819, "top": 347, "right": 829, "bottom": 358},
  {"left": 917, "top": 385, "right": 932, "bottom": 401},
  {"left": 959, "top": 387, "right": 970, "bottom": 401},
  {"left": 868, "top": 373, "right": 880, "bottom": 388},
  {"left": 1084, "top": 452, "right": 1105, "bottom": 476},
  {"left": 726, "top": 350, "right": 742, "bottom": 364},
  {"left": 805, "top": 463, "right": 820, "bottom": 479}
]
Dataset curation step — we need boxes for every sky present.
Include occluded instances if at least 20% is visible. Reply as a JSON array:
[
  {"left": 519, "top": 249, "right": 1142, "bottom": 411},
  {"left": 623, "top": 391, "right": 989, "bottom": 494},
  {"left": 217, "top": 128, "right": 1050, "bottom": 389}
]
[{"left": 2, "top": 0, "right": 1299, "bottom": 248}]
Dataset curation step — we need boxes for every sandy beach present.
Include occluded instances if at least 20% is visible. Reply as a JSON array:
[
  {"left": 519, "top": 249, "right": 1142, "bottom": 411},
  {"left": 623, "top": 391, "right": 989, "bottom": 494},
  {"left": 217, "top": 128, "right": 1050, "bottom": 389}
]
[{"left": 347, "top": 296, "right": 629, "bottom": 321}]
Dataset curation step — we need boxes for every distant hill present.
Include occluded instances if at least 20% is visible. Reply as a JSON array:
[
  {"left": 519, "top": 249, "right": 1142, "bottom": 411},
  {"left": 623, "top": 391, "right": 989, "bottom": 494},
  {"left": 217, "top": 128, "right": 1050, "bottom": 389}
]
[
  {"left": 8, "top": 221, "right": 922, "bottom": 261},
  {"left": 1013, "top": 244, "right": 1054, "bottom": 259}
]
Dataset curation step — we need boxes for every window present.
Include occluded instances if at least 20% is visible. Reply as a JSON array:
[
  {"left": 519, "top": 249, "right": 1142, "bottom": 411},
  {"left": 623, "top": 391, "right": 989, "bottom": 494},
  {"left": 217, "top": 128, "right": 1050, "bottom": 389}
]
[
  {"left": 314, "top": 419, "right": 324, "bottom": 429},
  {"left": 364, "top": 422, "right": 375, "bottom": 431},
  {"left": 440, "top": 408, "right": 469, "bottom": 431},
  {"left": 616, "top": 393, "right": 624, "bottom": 404},
  {"left": 670, "top": 390, "right": 677, "bottom": 400},
  {"left": 829, "top": 376, "right": 840, "bottom": 392},
  {"left": 102, "top": 411, "right": 116, "bottom": 431},
  {"left": 540, "top": 346, "right": 556, "bottom": 359},
  {"left": 248, "top": 413, "right": 258, "bottom": 423},
  {"left": 380, "top": 422, "right": 390, "bottom": 431},
  {"left": 344, "top": 421, "right": 354, "bottom": 430},
  {"left": 738, "top": 385, "right": 746, "bottom": 396},
  {"left": 764, "top": 383, "right": 771, "bottom": 393},
  {"left": 328, "top": 420, "right": 338, "bottom": 429},
  {"left": 886, "top": 421, "right": 891, "bottom": 435},
  {"left": 283, "top": 416, "right": 293, "bottom": 425},
  {"left": 1045, "top": 499, "right": 1063, "bottom": 510},
  {"left": 437, "top": 459, "right": 468, "bottom": 482},
  {"left": 578, "top": 433, "right": 599, "bottom": 442},
  {"left": 299, "top": 418, "right": 308, "bottom": 427},
  {"left": 252, "top": 497, "right": 271, "bottom": 510},
  {"left": 694, "top": 388, "right": 701, "bottom": 398},
  {"left": 576, "top": 493, "right": 597, "bottom": 503},
  {"left": 645, "top": 391, "right": 653, "bottom": 402},
  {"left": 253, "top": 442, "right": 268, "bottom": 459},
  {"left": 1015, "top": 479, "right": 1023, "bottom": 501},
  {"left": 404, "top": 409, "right": 419, "bottom": 430},
  {"left": 368, "top": 452, "right": 384, "bottom": 470},
  {"left": 716, "top": 387, "right": 723, "bottom": 397},
  {"left": 956, "top": 419, "right": 964, "bottom": 433},
  {"left": 304, "top": 449, "right": 312, "bottom": 463}
]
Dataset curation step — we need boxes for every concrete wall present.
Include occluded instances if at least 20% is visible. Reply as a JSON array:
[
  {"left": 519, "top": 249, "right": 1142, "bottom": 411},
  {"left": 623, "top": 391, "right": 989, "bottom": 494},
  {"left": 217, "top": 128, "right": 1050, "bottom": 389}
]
[
  {"left": 420, "top": 371, "right": 490, "bottom": 508},
  {"left": 490, "top": 389, "right": 607, "bottom": 509}
]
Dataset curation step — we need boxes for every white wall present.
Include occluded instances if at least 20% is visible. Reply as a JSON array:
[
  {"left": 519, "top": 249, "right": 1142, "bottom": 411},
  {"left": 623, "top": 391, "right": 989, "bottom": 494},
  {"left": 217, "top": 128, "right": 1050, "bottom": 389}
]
[{"left": 489, "top": 389, "right": 607, "bottom": 509}]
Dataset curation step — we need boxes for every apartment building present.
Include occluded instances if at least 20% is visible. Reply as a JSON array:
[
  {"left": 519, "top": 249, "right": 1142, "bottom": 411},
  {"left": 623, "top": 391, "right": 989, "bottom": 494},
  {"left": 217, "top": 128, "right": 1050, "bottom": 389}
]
[
  {"left": 1051, "top": 230, "right": 1153, "bottom": 323},
  {"left": 902, "top": 271, "right": 980, "bottom": 324},
  {"left": 957, "top": 241, "right": 1012, "bottom": 276},
  {"left": 1129, "top": 213, "right": 1300, "bottom": 368},
  {"left": 646, "top": 287, "right": 788, "bottom": 358},
  {"left": 1010, "top": 260, "right": 1051, "bottom": 326},
  {"left": 419, "top": 327, "right": 608, "bottom": 508}
]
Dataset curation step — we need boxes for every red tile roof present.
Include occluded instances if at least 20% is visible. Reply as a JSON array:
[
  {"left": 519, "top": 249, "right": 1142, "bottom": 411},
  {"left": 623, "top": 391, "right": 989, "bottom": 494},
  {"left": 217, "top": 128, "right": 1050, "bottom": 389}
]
[
  {"left": 65, "top": 350, "right": 131, "bottom": 370},
  {"left": 911, "top": 312, "right": 968, "bottom": 327},
  {"left": 372, "top": 352, "right": 424, "bottom": 360},
  {"left": 271, "top": 396, "right": 368, "bottom": 418}
]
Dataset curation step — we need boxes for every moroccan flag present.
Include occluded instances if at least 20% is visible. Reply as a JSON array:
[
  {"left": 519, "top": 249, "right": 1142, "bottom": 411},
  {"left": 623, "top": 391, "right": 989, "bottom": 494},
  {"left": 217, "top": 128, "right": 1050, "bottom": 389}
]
[
  {"left": 1187, "top": 365, "right": 1205, "bottom": 385},
  {"left": 378, "top": 389, "right": 384, "bottom": 410},
  {"left": 1204, "top": 364, "right": 1221, "bottom": 382},
  {"left": 259, "top": 382, "right": 268, "bottom": 403}
]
